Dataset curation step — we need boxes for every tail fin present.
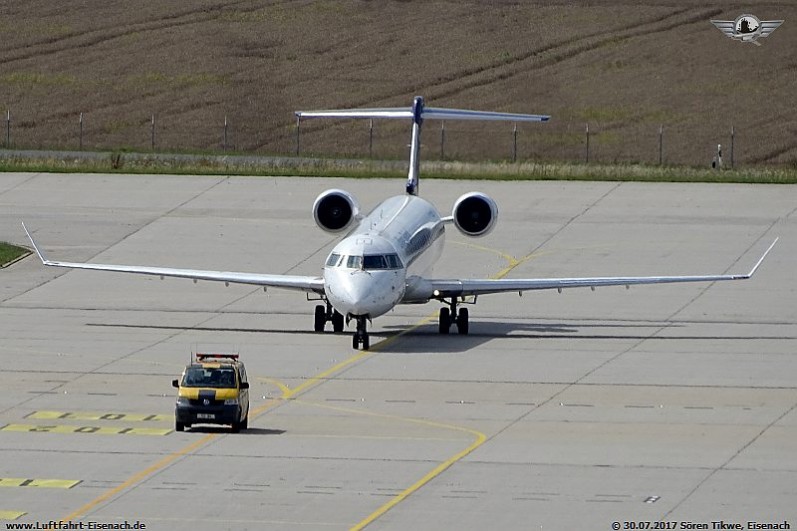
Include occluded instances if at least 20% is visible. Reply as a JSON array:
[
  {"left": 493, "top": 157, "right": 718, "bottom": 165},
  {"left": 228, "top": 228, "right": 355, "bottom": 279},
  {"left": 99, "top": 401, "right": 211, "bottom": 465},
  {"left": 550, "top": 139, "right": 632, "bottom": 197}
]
[{"left": 295, "top": 96, "right": 549, "bottom": 196}]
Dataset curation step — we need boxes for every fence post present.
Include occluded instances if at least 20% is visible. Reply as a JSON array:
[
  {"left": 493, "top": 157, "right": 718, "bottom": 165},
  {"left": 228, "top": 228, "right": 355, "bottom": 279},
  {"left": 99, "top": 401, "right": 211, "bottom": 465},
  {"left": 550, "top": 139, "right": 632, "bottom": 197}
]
[
  {"left": 512, "top": 123, "right": 517, "bottom": 163},
  {"left": 5, "top": 110, "right": 10, "bottom": 148},
  {"left": 150, "top": 114, "right": 155, "bottom": 150},
  {"left": 295, "top": 117, "right": 300, "bottom": 156},
  {"left": 79, "top": 113, "right": 83, "bottom": 150},
  {"left": 658, "top": 124, "right": 663, "bottom": 165},
  {"left": 585, "top": 123, "right": 590, "bottom": 164},
  {"left": 730, "top": 125, "right": 734, "bottom": 169},
  {"left": 440, "top": 121, "right": 445, "bottom": 160},
  {"left": 369, "top": 119, "right": 373, "bottom": 158},
  {"left": 223, "top": 115, "right": 228, "bottom": 151}
]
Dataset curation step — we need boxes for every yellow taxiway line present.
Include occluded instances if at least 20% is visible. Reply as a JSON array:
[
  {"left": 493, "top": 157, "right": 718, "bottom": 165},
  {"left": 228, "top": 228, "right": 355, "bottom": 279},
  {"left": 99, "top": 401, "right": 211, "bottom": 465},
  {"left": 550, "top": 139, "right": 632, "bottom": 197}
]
[
  {"left": 61, "top": 243, "right": 540, "bottom": 525},
  {"left": 61, "top": 433, "right": 215, "bottom": 521}
]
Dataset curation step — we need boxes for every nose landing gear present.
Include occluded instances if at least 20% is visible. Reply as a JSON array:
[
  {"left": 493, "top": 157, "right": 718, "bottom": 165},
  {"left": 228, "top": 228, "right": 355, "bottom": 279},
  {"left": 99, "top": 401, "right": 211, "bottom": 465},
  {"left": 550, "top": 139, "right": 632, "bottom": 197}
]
[{"left": 352, "top": 316, "right": 370, "bottom": 350}]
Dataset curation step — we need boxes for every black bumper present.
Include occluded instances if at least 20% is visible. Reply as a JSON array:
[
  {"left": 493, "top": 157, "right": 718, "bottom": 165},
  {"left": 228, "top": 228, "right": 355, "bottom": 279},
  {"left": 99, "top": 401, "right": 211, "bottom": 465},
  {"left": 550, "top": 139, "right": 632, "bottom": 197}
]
[{"left": 175, "top": 404, "right": 240, "bottom": 426}]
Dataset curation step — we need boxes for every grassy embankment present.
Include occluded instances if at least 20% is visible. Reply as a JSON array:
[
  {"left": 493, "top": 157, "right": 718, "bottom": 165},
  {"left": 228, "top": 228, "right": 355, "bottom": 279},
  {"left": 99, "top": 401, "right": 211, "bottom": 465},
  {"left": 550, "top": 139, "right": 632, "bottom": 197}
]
[{"left": 1, "top": 152, "right": 796, "bottom": 184}]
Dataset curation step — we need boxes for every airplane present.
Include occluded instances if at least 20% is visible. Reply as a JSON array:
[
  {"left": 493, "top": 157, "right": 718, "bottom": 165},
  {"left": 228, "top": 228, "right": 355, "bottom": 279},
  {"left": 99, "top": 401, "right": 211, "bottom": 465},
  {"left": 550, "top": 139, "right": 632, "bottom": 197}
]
[{"left": 23, "top": 96, "right": 778, "bottom": 350}]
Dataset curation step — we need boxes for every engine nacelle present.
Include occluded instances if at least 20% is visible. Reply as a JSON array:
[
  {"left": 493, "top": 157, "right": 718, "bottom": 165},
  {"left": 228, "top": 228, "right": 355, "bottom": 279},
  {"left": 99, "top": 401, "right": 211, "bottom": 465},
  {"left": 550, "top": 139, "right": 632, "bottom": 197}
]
[
  {"left": 451, "top": 192, "right": 498, "bottom": 237},
  {"left": 313, "top": 189, "right": 360, "bottom": 233}
]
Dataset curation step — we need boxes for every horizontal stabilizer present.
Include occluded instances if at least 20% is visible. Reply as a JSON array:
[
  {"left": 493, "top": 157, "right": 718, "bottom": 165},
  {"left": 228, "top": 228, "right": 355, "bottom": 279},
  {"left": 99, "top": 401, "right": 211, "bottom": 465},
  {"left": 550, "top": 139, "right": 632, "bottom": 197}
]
[
  {"left": 296, "top": 96, "right": 550, "bottom": 196},
  {"left": 296, "top": 106, "right": 549, "bottom": 122}
]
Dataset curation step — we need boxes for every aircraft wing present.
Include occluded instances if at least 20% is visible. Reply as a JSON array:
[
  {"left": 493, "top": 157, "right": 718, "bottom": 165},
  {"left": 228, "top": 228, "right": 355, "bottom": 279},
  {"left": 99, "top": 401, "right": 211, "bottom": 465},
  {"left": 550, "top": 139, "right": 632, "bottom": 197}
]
[
  {"left": 22, "top": 223, "right": 325, "bottom": 294},
  {"left": 414, "top": 239, "right": 778, "bottom": 300}
]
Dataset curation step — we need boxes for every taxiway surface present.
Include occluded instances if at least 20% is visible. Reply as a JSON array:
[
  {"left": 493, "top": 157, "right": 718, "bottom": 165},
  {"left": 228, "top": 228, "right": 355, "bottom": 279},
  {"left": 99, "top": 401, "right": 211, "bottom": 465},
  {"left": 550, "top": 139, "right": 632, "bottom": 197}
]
[{"left": 1, "top": 173, "right": 795, "bottom": 530}]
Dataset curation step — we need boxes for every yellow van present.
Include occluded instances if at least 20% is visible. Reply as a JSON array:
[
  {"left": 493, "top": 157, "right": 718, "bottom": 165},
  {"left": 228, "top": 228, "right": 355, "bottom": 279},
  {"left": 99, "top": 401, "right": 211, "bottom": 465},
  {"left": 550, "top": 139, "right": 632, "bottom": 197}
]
[{"left": 172, "top": 353, "right": 250, "bottom": 432}]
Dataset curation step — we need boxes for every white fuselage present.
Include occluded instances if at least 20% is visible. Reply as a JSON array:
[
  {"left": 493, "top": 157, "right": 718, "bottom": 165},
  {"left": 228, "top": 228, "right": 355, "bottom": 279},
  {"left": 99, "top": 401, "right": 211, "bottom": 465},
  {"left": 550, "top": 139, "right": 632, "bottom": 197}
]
[{"left": 323, "top": 195, "right": 446, "bottom": 319}]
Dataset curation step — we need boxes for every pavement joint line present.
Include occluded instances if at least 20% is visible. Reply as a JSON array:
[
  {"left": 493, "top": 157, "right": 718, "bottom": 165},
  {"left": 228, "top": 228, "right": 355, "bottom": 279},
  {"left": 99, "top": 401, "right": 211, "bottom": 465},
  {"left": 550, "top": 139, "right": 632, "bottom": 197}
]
[{"left": 61, "top": 432, "right": 216, "bottom": 521}]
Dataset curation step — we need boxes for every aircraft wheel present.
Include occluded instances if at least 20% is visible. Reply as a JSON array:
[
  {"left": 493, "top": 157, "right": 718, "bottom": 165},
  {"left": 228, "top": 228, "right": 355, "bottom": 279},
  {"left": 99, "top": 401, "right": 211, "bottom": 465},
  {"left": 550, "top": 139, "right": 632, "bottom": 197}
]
[
  {"left": 457, "top": 308, "right": 469, "bottom": 335},
  {"left": 332, "top": 310, "right": 344, "bottom": 333},
  {"left": 439, "top": 307, "right": 450, "bottom": 334},
  {"left": 314, "top": 305, "right": 326, "bottom": 332},
  {"left": 352, "top": 333, "right": 360, "bottom": 349},
  {"left": 362, "top": 334, "right": 370, "bottom": 351}
]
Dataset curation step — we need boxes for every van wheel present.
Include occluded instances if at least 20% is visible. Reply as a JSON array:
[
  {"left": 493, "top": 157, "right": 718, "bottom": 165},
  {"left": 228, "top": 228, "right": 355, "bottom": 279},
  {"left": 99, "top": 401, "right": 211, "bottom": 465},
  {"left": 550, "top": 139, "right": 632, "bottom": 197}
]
[{"left": 175, "top": 421, "right": 185, "bottom": 432}]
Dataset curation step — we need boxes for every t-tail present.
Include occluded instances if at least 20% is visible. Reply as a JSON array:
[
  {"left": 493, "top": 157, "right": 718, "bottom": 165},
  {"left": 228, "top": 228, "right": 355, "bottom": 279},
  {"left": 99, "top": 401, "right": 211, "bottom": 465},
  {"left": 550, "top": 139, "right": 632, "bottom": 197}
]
[{"left": 295, "top": 96, "right": 550, "bottom": 196}]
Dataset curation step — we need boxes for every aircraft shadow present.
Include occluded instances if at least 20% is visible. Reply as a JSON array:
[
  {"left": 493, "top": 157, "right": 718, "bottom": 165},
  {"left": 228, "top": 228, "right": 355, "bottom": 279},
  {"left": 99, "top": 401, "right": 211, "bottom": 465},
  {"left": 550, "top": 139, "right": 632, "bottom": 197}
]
[
  {"left": 375, "top": 320, "right": 687, "bottom": 353},
  {"left": 87, "top": 321, "right": 787, "bottom": 355}
]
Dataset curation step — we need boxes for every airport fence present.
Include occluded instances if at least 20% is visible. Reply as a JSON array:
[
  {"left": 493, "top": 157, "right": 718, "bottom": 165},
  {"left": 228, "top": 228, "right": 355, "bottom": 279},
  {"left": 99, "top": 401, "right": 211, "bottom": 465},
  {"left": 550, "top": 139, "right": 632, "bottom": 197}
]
[{"left": 0, "top": 108, "right": 779, "bottom": 170}]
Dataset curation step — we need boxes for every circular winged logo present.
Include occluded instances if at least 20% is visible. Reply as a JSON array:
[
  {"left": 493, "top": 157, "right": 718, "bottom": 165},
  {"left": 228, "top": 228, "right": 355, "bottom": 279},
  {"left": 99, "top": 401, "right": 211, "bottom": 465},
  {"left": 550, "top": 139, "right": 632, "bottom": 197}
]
[{"left": 710, "top": 13, "right": 783, "bottom": 45}]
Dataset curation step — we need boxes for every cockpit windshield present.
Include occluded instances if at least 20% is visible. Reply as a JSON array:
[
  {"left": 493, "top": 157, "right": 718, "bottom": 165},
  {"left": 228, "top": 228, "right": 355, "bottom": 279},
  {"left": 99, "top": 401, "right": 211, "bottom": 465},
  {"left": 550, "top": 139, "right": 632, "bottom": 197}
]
[{"left": 325, "top": 252, "right": 402, "bottom": 270}]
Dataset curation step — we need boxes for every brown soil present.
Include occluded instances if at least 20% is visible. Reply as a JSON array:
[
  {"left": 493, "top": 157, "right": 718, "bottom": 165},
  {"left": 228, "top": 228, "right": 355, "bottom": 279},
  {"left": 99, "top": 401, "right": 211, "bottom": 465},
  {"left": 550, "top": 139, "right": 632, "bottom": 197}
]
[{"left": 1, "top": 0, "right": 795, "bottom": 166}]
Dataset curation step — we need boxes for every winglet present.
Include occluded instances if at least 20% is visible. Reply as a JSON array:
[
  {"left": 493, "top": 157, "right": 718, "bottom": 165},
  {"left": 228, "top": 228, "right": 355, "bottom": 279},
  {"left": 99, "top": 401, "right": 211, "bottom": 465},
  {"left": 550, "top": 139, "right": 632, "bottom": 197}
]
[
  {"left": 21, "top": 222, "right": 49, "bottom": 264},
  {"left": 745, "top": 237, "right": 778, "bottom": 278}
]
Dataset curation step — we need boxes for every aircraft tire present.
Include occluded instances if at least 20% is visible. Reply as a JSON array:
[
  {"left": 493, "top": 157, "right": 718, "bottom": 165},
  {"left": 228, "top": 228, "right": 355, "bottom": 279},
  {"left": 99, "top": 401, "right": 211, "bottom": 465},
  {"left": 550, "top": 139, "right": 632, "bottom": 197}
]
[
  {"left": 332, "top": 310, "right": 344, "bottom": 333},
  {"left": 439, "top": 308, "right": 450, "bottom": 334},
  {"left": 457, "top": 308, "right": 469, "bottom": 335},
  {"left": 314, "top": 305, "right": 326, "bottom": 332}
]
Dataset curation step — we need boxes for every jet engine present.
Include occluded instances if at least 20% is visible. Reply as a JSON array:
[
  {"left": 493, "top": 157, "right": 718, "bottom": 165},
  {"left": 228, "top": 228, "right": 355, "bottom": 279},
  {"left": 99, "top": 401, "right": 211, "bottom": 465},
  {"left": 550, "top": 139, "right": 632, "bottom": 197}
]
[
  {"left": 451, "top": 192, "right": 498, "bottom": 237},
  {"left": 313, "top": 189, "right": 360, "bottom": 233}
]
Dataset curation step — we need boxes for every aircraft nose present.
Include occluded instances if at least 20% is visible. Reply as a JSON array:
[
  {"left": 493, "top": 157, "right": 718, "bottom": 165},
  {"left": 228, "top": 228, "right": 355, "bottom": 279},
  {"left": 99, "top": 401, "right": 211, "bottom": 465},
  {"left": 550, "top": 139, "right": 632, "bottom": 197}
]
[
  {"left": 326, "top": 269, "right": 404, "bottom": 318},
  {"left": 341, "top": 272, "right": 378, "bottom": 315}
]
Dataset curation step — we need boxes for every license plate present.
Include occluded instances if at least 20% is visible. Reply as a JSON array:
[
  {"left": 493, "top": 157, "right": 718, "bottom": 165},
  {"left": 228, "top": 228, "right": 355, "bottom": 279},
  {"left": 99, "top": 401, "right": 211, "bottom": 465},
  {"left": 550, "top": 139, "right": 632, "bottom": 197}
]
[{"left": 197, "top": 413, "right": 215, "bottom": 420}]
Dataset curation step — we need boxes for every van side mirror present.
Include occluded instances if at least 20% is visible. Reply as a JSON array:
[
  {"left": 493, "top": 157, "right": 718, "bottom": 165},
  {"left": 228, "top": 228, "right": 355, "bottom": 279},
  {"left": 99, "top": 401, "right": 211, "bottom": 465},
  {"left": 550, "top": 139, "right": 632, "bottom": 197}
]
[
  {"left": 172, "top": 379, "right": 179, "bottom": 388},
  {"left": 240, "top": 382, "right": 249, "bottom": 389}
]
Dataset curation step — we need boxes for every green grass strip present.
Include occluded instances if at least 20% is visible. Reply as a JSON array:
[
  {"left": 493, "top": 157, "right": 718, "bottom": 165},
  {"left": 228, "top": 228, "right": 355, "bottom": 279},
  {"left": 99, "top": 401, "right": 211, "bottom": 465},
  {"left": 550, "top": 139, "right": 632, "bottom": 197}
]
[
  {"left": 1, "top": 151, "right": 796, "bottom": 184},
  {"left": 0, "top": 242, "right": 29, "bottom": 267}
]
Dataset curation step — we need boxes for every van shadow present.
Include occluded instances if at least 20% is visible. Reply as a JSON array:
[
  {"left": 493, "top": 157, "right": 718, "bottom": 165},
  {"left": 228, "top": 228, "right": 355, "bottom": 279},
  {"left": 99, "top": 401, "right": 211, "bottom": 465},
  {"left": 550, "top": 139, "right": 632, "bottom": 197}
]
[{"left": 186, "top": 426, "right": 286, "bottom": 436}]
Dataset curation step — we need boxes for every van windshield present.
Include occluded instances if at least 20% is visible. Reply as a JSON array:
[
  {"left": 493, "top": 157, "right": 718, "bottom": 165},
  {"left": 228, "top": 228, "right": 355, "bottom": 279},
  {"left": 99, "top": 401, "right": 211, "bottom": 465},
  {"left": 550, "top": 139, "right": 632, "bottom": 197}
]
[{"left": 182, "top": 366, "right": 236, "bottom": 388}]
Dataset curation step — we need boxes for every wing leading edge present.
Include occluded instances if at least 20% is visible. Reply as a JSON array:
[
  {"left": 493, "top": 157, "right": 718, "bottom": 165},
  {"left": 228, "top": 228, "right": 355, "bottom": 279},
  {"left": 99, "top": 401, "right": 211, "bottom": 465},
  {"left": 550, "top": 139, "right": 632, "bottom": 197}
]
[
  {"left": 420, "top": 239, "right": 778, "bottom": 300},
  {"left": 22, "top": 223, "right": 324, "bottom": 294}
]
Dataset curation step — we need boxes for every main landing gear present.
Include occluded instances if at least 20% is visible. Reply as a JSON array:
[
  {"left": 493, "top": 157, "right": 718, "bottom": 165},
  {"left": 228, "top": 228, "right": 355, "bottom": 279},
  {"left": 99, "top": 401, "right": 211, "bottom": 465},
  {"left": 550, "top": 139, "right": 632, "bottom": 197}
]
[
  {"left": 314, "top": 301, "right": 344, "bottom": 333},
  {"left": 438, "top": 298, "right": 469, "bottom": 335}
]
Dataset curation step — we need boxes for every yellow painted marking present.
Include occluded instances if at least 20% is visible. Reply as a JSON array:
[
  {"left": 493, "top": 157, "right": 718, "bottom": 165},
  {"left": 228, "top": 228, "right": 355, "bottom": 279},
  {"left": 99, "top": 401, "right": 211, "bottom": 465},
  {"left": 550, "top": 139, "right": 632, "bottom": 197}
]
[
  {"left": 0, "top": 478, "right": 80, "bottom": 489},
  {"left": 62, "top": 433, "right": 216, "bottom": 522},
  {"left": 0, "top": 511, "right": 26, "bottom": 520},
  {"left": 58, "top": 242, "right": 531, "bottom": 525},
  {"left": 28, "top": 411, "right": 169, "bottom": 422},
  {"left": 2, "top": 424, "right": 170, "bottom": 436},
  {"left": 451, "top": 240, "right": 518, "bottom": 264},
  {"left": 258, "top": 377, "right": 292, "bottom": 397},
  {"left": 347, "top": 244, "right": 535, "bottom": 528},
  {"left": 278, "top": 399, "right": 487, "bottom": 531}
]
